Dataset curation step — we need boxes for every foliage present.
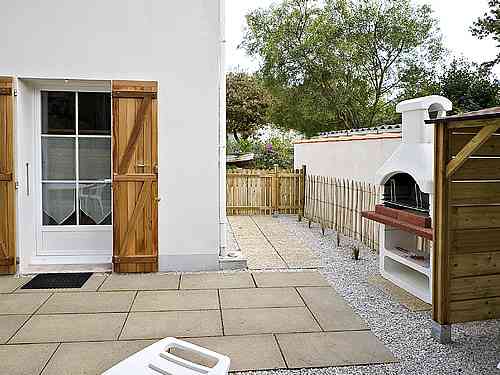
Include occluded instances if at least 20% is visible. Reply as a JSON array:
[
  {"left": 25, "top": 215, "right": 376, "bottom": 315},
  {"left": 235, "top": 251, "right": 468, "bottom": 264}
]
[
  {"left": 226, "top": 72, "right": 271, "bottom": 141},
  {"left": 395, "top": 58, "right": 500, "bottom": 116},
  {"left": 471, "top": 0, "right": 500, "bottom": 68},
  {"left": 227, "top": 126, "right": 295, "bottom": 169},
  {"left": 241, "top": 0, "right": 443, "bottom": 135},
  {"left": 440, "top": 59, "right": 500, "bottom": 114}
]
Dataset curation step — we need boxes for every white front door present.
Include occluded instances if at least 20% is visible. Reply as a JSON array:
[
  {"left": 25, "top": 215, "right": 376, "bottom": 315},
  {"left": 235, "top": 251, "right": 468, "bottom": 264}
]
[{"left": 36, "top": 90, "right": 112, "bottom": 263}]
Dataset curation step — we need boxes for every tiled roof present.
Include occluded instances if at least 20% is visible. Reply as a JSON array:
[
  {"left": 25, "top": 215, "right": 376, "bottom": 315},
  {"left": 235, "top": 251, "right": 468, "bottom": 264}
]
[{"left": 316, "top": 124, "right": 402, "bottom": 138}]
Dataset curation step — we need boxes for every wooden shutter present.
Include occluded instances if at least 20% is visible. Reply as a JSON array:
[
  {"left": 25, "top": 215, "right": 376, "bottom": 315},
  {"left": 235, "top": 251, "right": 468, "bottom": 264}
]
[
  {"left": 112, "top": 81, "right": 158, "bottom": 273},
  {"left": 0, "top": 77, "right": 16, "bottom": 274}
]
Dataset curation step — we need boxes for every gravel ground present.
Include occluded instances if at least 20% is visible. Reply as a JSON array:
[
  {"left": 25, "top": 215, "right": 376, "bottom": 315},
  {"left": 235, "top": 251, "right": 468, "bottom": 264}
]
[{"left": 238, "top": 215, "right": 500, "bottom": 375}]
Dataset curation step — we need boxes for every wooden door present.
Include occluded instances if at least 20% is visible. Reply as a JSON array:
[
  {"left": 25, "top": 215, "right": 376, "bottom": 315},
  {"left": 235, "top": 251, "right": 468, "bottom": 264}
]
[
  {"left": 0, "top": 77, "right": 16, "bottom": 274},
  {"left": 112, "top": 81, "right": 158, "bottom": 273}
]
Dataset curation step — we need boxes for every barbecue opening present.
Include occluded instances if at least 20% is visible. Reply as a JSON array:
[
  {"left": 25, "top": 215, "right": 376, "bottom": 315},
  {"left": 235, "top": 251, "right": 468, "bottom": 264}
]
[{"left": 383, "top": 173, "right": 430, "bottom": 213}]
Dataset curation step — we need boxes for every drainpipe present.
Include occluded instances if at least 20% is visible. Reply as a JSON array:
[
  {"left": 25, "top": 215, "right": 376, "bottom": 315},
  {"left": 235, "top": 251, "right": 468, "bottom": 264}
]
[{"left": 218, "top": 0, "right": 227, "bottom": 257}]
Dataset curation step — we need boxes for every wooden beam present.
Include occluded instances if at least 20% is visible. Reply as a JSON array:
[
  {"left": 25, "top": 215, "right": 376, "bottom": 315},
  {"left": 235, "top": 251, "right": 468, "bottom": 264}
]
[
  {"left": 118, "top": 181, "right": 150, "bottom": 256},
  {"left": 446, "top": 124, "right": 499, "bottom": 178},
  {"left": 112, "top": 255, "right": 157, "bottom": 264},
  {"left": 0, "top": 173, "right": 12, "bottom": 181},
  {"left": 117, "top": 95, "right": 152, "bottom": 175},
  {"left": 113, "top": 173, "right": 156, "bottom": 182}
]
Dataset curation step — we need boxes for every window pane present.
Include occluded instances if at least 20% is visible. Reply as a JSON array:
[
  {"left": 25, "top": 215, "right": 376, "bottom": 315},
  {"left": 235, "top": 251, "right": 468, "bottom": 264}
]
[
  {"left": 78, "top": 92, "right": 111, "bottom": 135},
  {"left": 42, "top": 183, "right": 76, "bottom": 225},
  {"left": 79, "top": 183, "right": 112, "bottom": 225},
  {"left": 41, "top": 91, "right": 76, "bottom": 135},
  {"left": 42, "top": 138, "right": 76, "bottom": 180},
  {"left": 79, "top": 138, "right": 111, "bottom": 180}
]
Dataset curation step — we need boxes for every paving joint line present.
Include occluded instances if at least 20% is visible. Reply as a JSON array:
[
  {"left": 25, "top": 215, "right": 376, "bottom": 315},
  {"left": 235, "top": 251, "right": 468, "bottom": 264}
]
[
  {"left": 117, "top": 290, "right": 139, "bottom": 341},
  {"left": 295, "top": 287, "right": 325, "bottom": 332},
  {"left": 5, "top": 291, "right": 54, "bottom": 344},
  {"left": 38, "top": 342, "right": 61, "bottom": 375},
  {"left": 217, "top": 289, "right": 225, "bottom": 336},
  {"left": 272, "top": 333, "right": 289, "bottom": 369},
  {"left": 250, "top": 216, "right": 290, "bottom": 268}
]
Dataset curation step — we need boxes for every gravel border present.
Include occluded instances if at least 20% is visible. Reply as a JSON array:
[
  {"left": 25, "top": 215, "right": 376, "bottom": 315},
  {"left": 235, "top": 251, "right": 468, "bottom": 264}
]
[{"left": 237, "top": 215, "right": 500, "bottom": 375}]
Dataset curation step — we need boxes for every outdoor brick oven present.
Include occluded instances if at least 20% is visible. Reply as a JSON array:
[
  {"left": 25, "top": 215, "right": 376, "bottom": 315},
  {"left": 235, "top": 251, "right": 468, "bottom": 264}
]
[{"left": 363, "top": 96, "right": 452, "bottom": 303}]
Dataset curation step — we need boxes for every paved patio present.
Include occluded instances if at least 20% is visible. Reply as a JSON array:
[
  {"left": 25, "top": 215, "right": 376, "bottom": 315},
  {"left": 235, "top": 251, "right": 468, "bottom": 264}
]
[
  {"left": 228, "top": 216, "right": 322, "bottom": 269},
  {"left": 0, "top": 270, "right": 395, "bottom": 374}
]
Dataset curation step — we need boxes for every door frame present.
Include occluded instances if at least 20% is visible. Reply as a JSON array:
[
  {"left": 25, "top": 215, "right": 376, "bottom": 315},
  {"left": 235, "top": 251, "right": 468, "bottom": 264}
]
[{"left": 23, "top": 79, "right": 114, "bottom": 268}]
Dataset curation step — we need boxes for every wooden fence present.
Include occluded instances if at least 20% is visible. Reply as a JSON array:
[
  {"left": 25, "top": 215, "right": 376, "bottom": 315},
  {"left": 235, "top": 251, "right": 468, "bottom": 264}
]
[
  {"left": 303, "top": 176, "right": 381, "bottom": 250},
  {"left": 226, "top": 166, "right": 305, "bottom": 215}
]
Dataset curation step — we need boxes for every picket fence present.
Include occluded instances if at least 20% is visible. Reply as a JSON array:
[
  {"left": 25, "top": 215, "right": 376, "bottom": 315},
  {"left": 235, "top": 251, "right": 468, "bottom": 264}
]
[{"left": 303, "top": 175, "right": 381, "bottom": 250}]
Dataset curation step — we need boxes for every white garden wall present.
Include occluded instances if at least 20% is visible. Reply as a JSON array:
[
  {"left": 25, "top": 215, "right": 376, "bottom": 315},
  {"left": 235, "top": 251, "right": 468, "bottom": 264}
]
[
  {"left": 0, "top": 0, "right": 225, "bottom": 272},
  {"left": 294, "top": 133, "right": 401, "bottom": 184}
]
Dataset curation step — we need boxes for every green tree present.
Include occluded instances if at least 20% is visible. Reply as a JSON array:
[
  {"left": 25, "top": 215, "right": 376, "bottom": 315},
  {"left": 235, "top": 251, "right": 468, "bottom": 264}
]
[
  {"left": 440, "top": 59, "right": 500, "bottom": 114},
  {"left": 471, "top": 0, "right": 500, "bottom": 68},
  {"left": 242, "top": 0, "right": 443, "bottom": 136},
  {"left": 226, "top": 72, "right": 270, "bottom": 141}
]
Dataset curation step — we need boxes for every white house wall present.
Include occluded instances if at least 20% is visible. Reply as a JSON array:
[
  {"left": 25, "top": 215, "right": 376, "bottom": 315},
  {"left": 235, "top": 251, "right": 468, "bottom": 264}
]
[
  {"left": 0, "top": 0, "right": 224, "bottom": 271},
  {"left": 294, "top": 137, "right": 401, "bottom": 184}
]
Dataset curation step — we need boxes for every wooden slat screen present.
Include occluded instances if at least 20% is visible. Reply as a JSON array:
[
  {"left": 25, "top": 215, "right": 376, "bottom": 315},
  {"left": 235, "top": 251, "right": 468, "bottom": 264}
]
[
  {"left": 0, "top": 76, "right": 15, "bottom": 274},
  {"left": 434, "top": 119, "right": 500, "bottom": 324}
]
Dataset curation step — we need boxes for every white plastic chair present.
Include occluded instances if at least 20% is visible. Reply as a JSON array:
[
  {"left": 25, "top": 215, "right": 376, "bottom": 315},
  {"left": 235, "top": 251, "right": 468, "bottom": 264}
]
[{"left": 102, "top": 337, "right": 231, "bottom": 375}]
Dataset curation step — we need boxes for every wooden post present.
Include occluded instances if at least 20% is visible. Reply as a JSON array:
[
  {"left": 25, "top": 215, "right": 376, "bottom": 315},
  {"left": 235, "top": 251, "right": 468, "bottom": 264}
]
[
  {"left": 298, "top": 165, "right": 306, "bottom": 221},
  {"left": 272, "top": 164, "right": 278, "bottom": 217}
]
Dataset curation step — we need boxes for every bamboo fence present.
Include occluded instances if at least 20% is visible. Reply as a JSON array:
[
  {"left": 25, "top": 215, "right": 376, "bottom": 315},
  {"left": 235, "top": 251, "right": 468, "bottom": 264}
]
[
  {"left": 303, "top": 175, "right": 381, "bottom": 250},
  {"left": 226, "top": 166, "right": 305, "bottom": 216}
]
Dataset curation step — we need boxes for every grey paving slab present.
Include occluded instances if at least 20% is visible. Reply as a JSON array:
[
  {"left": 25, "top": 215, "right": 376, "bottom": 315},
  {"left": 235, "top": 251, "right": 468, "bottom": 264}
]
[
  {"left": 0, "top": 293, "right": 51, "bottom": 315},
  {"left": 276, "top": 331, "right": 397, "bottom": 368},
  {"left": 41, "top": 340, "right": 156, "bottom": 375},
  {"left": 0, "top": 343, "right": 58, "bottom": 375},
  {"left": 15, "top": 273, "right": 108, "bottom": 293},
  {"left": 120, "top": 310, "right": 223, "bottom": 340},
  {"left": 184, "top": 335, "right": 286, "bottom": 372},
  {"left": 132, "top": 290, "right": 219, "bottom": 312},
  {"left": 222, "top": 307, "right": 321, "bottom": 335},
  {"left": 180, "top": 272, "right": 254, "bottom": 290},
  {"left": 37, "top": 291, "right": 136, "bottom": 314},
  {"left": 0, "top": 315, "right": 29, "bottom": 343},
  {"left": 0, "top": 276, "right": 31, "bottom": 293},
  {"left": 298, "top": 287, "right": 368, "bottom": 331},
  {"left": 99, "top": 273, "right": 179, "bottom": 291},
  {"left": 252, "top": 271, "right": 329, "bottom": 288},
  {"left": 220, "top": 287, "right": 304, "bottom": 309},
  {"left": 10, "top": 313, "right": 127, "bottom": 344}
]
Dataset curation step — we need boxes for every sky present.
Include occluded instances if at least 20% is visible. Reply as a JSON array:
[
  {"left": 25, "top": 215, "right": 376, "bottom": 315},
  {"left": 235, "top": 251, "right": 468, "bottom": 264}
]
[{"left": 225, "top": 0, "right": 500, "bottom": 76}]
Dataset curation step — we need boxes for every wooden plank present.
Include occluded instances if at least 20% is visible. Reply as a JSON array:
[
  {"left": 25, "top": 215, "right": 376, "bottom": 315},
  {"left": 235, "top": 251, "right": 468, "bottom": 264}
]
[
  {"left": 452, "top": 228, "right": 500, "bottom": 254},
  {"left": 447, "top": 118, "right": 500, "bottom": 129},
  {"left": 112, "top": 80, "right": 158, "bottom": 95},
  {"left": 453, "top": 158, "right": 500, "bottom": 181},
  {"left": 450, "top": 181, "right": 500, "bottom": 205},
  {"left": 451, "top": 131, "right": 500, "bottom": 156},
  {"left": 112, "top": 255, "right": 157, "bottom": 264},
  {"left": 446, "top": 124, "right": 499, "bottom": 178},
  {"left": 449, "top": 296, "right": 500, "bottom": 323},
  {"left": 0, "top": 173, "right": 12, "bottom": 181},
  {"left": 451, "top": 252, "right": 500, "bottom": 277},
  {"left": 451, "top": 206, "right": 500, "bottom": 230},
  {"left": 432, "top": 124, "right": 451, "bottom": 325},
  {"left": 113, "top": 174, "right": 156, "bottom": 182},
  {"left": 450, "top": 274, "right": 500, "bottom": 301}
]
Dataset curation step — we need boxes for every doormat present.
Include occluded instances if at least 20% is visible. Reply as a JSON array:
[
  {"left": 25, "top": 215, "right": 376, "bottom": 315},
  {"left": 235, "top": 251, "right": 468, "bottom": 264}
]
[{"left": 21, "top": 273, "right": 93, "bottom": 290}]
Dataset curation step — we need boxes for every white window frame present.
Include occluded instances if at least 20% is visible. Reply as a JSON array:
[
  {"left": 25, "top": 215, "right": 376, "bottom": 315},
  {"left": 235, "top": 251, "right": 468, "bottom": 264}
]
[{"left": 34, "top": 85, "right": 113, "bottom": 252}]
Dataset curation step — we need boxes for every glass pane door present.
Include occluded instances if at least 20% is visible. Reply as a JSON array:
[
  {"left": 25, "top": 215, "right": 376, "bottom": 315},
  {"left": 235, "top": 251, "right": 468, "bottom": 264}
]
[{"left": 41, "top": 91, "right": 112, "bottom": 226}]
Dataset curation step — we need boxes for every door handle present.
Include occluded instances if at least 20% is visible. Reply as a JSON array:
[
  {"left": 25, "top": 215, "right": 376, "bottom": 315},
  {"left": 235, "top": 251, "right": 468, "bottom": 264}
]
[{"left": 26, "top": 163, "right": 30, "bottom": 196}]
